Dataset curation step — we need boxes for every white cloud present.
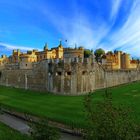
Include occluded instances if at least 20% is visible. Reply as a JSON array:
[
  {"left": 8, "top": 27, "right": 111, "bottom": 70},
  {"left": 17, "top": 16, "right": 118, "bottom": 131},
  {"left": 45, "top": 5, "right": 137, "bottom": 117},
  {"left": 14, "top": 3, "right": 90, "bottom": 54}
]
[
  {"left": 110, "top": 0, "right": 122, "bottom": 20},
  {"left": 1, "top": 0, "right": 139, "bottom": 57},
  {"left": 0, "top": 42, "right": 39, "bottom": 51},
  {"left": 41, "top": 3, "right": 114, "bottom": 50},
  {"left": 108, "top": 1, "right": 140, "bottom": 55},
  {"left": 96, "top": 0, "right": 140, "bottom": 57}
]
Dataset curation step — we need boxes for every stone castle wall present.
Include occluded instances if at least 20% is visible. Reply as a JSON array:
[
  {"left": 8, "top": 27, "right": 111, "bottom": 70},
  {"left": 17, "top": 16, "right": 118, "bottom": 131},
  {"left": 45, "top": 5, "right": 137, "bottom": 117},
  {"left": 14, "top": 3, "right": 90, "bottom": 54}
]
[{"left": 0, "top": 58, "right": 140, "bottom": 95}]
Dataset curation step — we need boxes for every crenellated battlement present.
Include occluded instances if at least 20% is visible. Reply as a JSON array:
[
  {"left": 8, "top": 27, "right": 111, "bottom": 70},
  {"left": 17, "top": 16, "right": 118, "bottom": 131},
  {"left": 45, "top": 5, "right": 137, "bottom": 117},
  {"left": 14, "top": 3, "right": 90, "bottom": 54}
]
[
  {"left": 43, "top": 57, "right": 94, "bottom": 64},
  {"left": 0, "top": 57, "right": 140, "bottom": 95},
  {"left": 0, "top": 45, "right": 140, "bottom": 95}
]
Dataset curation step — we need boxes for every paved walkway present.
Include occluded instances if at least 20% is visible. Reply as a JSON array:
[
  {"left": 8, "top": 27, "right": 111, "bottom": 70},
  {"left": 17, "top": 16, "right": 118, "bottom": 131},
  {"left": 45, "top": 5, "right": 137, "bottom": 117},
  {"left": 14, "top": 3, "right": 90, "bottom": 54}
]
[
  {"left": 0, "top": 113, "right": 29, "bottom": 134},
  {"left": 0, "top": 113, "right": 82, "bottom": 140}
]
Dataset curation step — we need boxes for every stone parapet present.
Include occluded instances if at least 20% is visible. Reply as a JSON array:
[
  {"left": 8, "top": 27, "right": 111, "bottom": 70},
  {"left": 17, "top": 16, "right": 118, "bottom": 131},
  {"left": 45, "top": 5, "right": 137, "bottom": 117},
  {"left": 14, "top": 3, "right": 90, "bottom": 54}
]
[{"left": 0, "top": 59, "right": 140, "bottom": 95}]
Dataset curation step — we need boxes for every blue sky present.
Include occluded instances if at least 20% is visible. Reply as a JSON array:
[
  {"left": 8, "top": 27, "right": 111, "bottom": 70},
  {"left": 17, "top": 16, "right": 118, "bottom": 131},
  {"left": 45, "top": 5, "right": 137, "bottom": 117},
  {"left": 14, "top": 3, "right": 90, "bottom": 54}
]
[{"left": 0, "top": 0, "right": 140, "bottom": 57}]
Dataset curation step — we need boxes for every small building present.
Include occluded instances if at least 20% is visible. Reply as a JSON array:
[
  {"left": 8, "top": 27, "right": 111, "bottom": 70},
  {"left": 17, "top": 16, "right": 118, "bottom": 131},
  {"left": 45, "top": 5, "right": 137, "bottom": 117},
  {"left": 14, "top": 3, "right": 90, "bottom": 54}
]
[
  {"left": 0, "top": 55, "right": 9, "bottom": 65},
  {"left": 64, "top": 47, "right": 84, "bottom": 58},
  {"left": 9, "top": 49, "right": 22, "bottom": 63},
  {"left": 35, "top": 42, "right": 63, "bottom": 61},
  {"left": 102, "top": 51, "right": 121, "bottom": 69},
  {"left": 121, "top": 53, "right": 137, "bottom": 69},
  {"left": 102, "top": 51, "right": 138, "bottom": 70},
  {"left": 19, "top": 50, "right": 37, "bottom": 69}
]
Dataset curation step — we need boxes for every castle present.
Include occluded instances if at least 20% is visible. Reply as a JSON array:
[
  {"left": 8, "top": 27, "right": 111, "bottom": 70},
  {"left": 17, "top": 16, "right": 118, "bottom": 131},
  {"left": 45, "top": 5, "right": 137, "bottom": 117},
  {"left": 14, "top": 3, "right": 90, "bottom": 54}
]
[{"left": 0, "top": 42, "right": 140, "bottom": 95}]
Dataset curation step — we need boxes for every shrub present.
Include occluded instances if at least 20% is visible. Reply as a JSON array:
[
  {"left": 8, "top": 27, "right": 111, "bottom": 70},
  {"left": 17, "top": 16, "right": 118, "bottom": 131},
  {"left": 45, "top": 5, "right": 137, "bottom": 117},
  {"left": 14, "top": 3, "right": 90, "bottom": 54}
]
[
  {"left": 83, "top": 93, "right": 140, "bottom": 140},
  {"left": 29, "top": 119, "right": 60, "bottom": 140}
]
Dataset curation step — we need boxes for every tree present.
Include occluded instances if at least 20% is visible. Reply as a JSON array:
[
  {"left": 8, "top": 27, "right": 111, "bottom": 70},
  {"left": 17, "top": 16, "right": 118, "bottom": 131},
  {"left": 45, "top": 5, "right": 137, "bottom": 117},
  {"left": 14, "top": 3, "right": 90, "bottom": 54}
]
[
  {"left": 83, "top": 93, "right": 140, "bottom": 140},
  {"left": 29, "top": 119, "right": 60, "bottom": 140},
  {"left": 84, "top": 49, "right": 93, "bottom": 58},
  {"left": 94, "top": 48, "right": 105, "bottom": 62}
]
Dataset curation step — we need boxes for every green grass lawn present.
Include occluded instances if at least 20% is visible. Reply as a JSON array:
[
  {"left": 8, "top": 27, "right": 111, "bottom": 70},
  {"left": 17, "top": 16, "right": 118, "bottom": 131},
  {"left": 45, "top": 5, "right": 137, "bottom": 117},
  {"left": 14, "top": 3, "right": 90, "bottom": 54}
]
[
  {"left": 0, "top": 122, "right": 31, "bottom": 140},
  {"left": 0, "top": 82, "right": 140, "bottom": 128}
]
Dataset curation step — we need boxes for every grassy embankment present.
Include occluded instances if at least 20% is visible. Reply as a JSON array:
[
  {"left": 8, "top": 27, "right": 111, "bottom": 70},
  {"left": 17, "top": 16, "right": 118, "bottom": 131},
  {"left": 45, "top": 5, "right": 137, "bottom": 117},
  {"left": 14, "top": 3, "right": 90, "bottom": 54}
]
[
  {"left": 0, "top": 122, "right": 31, "bottom": 140},
  {"left": 0, "top": 81, "right": 140, "bottom": 128}
]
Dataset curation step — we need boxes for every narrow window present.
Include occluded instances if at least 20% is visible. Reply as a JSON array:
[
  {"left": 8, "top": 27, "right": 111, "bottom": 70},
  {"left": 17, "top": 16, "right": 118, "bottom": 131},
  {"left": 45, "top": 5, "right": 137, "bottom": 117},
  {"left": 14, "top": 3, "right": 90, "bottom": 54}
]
[
  {"left": 67, "top": 72, "right": 71, "bottom": 75},
  {"left": 82, "top": 71, "right": 87, "bottom": 75},
  {"left": 58, "top": 72, "right": 62, "bottom": 76}
]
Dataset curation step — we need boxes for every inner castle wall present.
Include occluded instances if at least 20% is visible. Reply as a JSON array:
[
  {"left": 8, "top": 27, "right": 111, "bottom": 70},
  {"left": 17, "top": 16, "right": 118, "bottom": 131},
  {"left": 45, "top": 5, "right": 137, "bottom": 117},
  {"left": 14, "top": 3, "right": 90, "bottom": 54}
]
[{"left": 0, "top": 58, "right": 140, "bottom": 95}]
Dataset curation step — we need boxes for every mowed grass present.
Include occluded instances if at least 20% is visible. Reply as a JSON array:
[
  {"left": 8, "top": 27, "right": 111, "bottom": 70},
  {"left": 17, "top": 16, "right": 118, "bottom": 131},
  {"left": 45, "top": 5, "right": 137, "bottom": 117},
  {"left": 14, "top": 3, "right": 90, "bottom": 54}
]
[
  {"left": 0, "top": 122, "right": 31, "bottom": 140},
  {"left": 0, "top": 81, "right": 140, "bottom": 128}
]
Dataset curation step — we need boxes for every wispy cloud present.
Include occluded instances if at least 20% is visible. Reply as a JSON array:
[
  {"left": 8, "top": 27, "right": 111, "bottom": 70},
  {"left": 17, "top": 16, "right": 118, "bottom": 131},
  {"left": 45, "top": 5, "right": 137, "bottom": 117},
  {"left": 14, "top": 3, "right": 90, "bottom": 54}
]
[
  {"left": 41, "top": 1, "right": 114, "bottom": 50},
  {"left": 41, "top": 0, "right": 135, "bottom": 53},
  {"left": 0, "top": 42, "right": 39, "bottom": 52},
  {"left": 110, "top": 0, "right": 122, "bottom": 20},
  {"left": 100, "top": 0, "right": 140, "bottom": 57},
  {"left": 0, "top": 0, "right": 140, "bottom": 57},
  {"left": 42, "top": 0, "right": 140, "bottom": 57}
]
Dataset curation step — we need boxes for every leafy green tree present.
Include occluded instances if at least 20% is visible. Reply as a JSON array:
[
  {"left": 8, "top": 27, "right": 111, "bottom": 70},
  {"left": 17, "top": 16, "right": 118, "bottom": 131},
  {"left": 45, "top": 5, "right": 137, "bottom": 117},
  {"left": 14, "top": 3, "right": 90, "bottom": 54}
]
[
  {"left": 29, "top": 119, "right": 60, "bottom": 140},
  {"left": 84, "top": 49, "right": 93, "bottom": 58},
  {"left": 94, "top": 48, "right": 105, "bottom": 62},
  {"left": 83, "top": 93, "right": 140, "bottom": 140}
]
